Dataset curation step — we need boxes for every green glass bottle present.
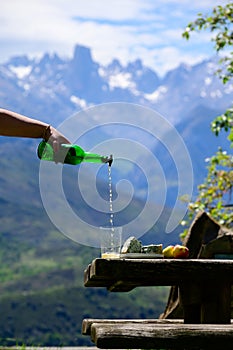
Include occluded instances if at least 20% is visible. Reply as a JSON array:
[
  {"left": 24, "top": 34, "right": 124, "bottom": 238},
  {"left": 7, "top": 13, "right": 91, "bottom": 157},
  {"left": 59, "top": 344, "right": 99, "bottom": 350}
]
[{"left": 37, "top": 141, "right": 113, "bottom": 166}]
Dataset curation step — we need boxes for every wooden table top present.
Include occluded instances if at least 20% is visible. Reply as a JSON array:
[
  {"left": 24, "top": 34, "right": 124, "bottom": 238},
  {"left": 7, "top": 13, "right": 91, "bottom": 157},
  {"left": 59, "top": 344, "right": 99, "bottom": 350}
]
[{"left": 84, "top": 258, "right": 233, "bottom": 291}]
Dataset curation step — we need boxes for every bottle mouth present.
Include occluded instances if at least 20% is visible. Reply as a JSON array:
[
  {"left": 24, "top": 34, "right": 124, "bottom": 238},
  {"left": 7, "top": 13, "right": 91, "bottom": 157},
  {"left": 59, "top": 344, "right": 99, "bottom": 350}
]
[
  {"left": 108, "top": 155, "right": 113, "bottom": 167},
  {"left": 102, "top": 154, "right": 113, "bottom": 166}
]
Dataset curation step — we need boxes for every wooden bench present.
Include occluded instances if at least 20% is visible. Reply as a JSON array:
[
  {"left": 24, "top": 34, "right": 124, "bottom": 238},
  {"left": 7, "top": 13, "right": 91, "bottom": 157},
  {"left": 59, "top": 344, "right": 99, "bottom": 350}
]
[
  {"left": 161, "top": 211, "right": 233, "bottom": 320},
  {"left": 82, "top": 318, "right": 233, "bottom": 349},
  {"left": 82, "top": 212, "right": 233, "bottom": 349}
]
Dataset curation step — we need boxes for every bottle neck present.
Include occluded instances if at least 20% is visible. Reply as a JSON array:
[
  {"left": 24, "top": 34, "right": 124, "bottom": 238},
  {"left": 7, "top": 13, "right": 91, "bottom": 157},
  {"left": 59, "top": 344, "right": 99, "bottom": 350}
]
[{"left": 83, "top": 152, "right": 113, "bottom": 165}]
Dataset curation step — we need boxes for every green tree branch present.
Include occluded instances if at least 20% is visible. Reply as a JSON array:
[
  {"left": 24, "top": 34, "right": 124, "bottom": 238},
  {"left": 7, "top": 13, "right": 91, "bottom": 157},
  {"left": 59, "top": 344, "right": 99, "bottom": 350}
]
[{"left": 181, "top": 2, "right": 233, "bottom": 236}]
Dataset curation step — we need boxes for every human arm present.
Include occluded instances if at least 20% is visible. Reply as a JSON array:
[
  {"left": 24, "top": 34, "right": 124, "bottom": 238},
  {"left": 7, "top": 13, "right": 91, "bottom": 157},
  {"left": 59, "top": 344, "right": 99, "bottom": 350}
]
[{"left": 0, "top": 108, "right": 71, "bottom": 150}]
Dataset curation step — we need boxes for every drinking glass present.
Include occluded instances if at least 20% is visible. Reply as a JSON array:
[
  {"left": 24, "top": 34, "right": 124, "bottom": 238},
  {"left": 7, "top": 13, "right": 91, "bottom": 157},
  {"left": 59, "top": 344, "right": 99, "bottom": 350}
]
[{"left": 100, "top": 226, "right": 122, "bottom": 259}]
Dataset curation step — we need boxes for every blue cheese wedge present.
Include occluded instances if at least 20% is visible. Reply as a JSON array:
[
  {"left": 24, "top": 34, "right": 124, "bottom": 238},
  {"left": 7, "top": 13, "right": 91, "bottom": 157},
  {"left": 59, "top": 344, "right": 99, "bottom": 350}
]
[
  {"left": 141, "top": 244, "right": 163, "bottom": 254},
  {"left": 121, "top": 236, "right": 142, "bottom": 254}
]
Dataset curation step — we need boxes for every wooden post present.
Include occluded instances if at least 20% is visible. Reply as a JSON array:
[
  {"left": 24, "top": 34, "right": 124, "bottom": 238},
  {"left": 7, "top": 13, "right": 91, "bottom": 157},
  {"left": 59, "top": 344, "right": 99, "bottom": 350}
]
[
  {"left": 201, "top": 281, "right": 231, "bottom": 324},
  {"left": 179, "top": 282, "right": 202, "bottom": 323},
  {"left": 180, "top": 280, "right": 232, "bottom": 324}
]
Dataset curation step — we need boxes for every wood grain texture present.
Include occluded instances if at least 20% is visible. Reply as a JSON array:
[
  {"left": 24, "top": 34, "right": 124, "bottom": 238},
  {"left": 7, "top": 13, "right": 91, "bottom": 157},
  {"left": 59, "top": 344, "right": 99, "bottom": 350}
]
[
  {"left": 82, "top": 318, "right": 184, "bottom": 335},
  {"left": 91, "top": 322, "right": 233, "bottom": 349},
  {"left": 84, "top": 258, "right": 233, "bottom": 289}
]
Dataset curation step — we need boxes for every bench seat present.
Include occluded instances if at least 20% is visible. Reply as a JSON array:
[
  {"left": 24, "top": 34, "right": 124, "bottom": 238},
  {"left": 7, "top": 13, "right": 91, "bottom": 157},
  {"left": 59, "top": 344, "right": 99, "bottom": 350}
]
[{"left": 82, "top": 318, "right": 233, "bottom": 349}]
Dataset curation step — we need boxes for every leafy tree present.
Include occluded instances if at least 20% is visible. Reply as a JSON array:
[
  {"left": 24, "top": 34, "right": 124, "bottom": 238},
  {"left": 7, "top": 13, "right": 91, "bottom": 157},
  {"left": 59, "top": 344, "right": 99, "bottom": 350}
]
[{"left": 181, "top": 2, "right": 233, "bottom": 236}]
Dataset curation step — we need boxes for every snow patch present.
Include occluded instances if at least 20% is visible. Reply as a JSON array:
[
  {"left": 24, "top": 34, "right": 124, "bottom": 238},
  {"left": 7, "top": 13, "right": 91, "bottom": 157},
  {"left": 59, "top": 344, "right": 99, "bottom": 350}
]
[
  {"left": 210, "top": 90, "right": 222, "bottom": 98},
  {"left": 200, "top": 90, "right": 207, "bottom": 98},
  {"left": 206, "top": 61, "right": 218, "bottom": 74},
  {"left": 224, "top": 84, "right": 233, "bottom": 94},
  {"left": 108, "top": 73, "right": 136, "bottom": 90},
  {"left": 9, "top": 65, "right": 32, "bottom": 79},
  {"left": 204, "top": 77, "right": 212, "bottom": 86},
  {"left": 144, "top": 85, "right": 167, "bottom": 102},
  {"left": 18, "top": 81, "right": 30, "bottom": 91}
]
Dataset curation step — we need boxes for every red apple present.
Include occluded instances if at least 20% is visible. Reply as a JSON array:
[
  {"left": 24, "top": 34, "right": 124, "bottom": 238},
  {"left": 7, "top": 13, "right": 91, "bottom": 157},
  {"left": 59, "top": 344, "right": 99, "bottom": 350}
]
[
  {"left": 162, "top": 245, "right": 175, "bottom": 258},
  {"left": 173, "top": 244, "right": 189, "bottom": 259}
]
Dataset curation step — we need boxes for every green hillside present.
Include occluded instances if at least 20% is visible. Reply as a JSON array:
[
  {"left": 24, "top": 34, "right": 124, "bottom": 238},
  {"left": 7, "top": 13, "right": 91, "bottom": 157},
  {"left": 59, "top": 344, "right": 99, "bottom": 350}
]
[{"left": 0, "top": 137, "right": 170, "bottom": 346}]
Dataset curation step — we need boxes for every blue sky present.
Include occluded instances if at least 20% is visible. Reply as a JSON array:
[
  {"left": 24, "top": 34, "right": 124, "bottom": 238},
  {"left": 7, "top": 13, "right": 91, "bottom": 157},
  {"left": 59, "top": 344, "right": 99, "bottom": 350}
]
[{"left": 0, "top": 0, "right": 229, "bottom": 76}]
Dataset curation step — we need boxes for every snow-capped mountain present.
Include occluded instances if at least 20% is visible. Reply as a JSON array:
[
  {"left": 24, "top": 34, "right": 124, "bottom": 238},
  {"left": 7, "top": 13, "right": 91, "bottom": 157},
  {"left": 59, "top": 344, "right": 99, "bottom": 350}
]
[
  {"left": 0, "top": 44, "right": 232, "bottom": 238},
  {"left": 0, "top": 44, "right": 232, "bottom": 125},
  {"left": 0, "top": 44, "right": 232, "bottom": 201}
]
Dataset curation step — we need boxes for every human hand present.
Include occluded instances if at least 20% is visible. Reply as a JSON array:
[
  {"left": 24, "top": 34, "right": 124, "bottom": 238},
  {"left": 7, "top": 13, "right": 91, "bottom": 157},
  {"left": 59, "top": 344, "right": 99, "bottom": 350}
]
[{"left": 44, "top": 125, "right": 71, "bottom": 152}]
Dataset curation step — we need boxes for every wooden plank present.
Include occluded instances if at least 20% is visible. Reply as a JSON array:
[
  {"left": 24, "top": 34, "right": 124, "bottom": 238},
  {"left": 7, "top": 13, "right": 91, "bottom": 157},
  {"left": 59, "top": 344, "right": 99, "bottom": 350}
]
[
  {"left": 91, "top": 323, "right": 233, "bottom": 349},
  {"left": 82, "top": 318, "right": 184, "bottom": 335},
  {"left": 84, "top": 264, "right": 113, "bottom": 288},
  {"left": 83, "top": 264, "right": 91, "bottom": 286},
  {"left": 85, "top": 258, "right": 233, "bottom": 288}
]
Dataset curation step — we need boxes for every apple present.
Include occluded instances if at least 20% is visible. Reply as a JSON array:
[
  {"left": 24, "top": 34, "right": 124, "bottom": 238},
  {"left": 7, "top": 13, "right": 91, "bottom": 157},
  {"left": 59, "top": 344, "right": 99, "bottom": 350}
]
[
  {"left": 172, "top": 244, "right": 189, "bottom": 259},
  {"left": 162, "top": 245, "right": 175, "bottom": 258}
]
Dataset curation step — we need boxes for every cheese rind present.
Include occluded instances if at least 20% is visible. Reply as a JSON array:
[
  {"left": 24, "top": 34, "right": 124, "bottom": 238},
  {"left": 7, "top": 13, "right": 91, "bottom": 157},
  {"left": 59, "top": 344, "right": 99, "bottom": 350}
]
[
  {"left": 121, "top": 236, "right": 142, "bottom": 254},
  {"left": 141, "top": 244, "right": 163, "bottom": 254}
]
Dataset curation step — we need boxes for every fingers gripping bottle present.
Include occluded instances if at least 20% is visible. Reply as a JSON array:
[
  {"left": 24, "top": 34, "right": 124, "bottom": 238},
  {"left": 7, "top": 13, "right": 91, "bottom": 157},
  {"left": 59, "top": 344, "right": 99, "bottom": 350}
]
[{"left": 37, "top": 141, "right": 113, "bottom": 166}]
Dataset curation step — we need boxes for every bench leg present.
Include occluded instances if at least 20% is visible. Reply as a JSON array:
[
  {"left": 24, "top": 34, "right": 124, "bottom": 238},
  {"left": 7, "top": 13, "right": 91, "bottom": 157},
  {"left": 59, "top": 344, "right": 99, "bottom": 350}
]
[
  {"left": 179, "top": 282, "right": 202, "bottom": 323},
  {"left": 180, "top": 281, "right": 232, "bottom": 324},
  {"left": 201, "top": 281, "right": 231, "bottom": 324}
]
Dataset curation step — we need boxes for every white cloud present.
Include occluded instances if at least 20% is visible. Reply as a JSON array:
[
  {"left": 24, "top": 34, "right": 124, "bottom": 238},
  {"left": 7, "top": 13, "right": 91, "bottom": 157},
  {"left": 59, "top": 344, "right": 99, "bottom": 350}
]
[
  {"left": 155, "top": 0, "right": 228, "bottom": 7},
  {"left": 0, "top": 0, "right": 228, "bottom": 74}
]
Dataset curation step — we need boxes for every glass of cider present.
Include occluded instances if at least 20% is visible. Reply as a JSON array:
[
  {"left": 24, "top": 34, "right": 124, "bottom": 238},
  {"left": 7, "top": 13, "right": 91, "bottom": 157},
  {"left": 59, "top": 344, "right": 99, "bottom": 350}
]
[{"left": 100, "top": 226, "right": 122, "bottom": 259}]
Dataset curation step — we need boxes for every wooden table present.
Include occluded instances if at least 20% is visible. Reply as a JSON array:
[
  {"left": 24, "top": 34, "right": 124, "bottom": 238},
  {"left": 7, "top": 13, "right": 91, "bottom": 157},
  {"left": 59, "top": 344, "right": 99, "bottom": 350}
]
[
  {"left": 83, "top": 258, "right": 233, "bottom": 348},
  {"left": 84, "top": 258, "right": 233, "bottom": 323}
]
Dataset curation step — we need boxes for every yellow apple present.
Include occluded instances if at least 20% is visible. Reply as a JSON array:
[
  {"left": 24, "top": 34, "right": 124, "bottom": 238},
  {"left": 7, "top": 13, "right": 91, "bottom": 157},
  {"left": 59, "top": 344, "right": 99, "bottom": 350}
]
[{"left": 162, "top": 245, "right": 175, "bottom": 258}]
